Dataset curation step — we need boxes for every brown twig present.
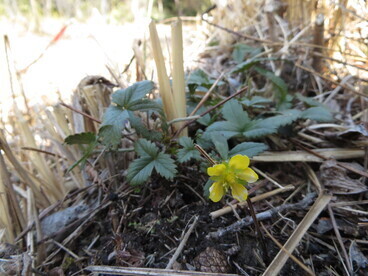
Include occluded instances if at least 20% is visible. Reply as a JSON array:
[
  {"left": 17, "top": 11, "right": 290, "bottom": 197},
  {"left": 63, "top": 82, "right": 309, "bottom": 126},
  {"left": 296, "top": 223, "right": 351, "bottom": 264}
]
[
  {"left": 60, "top": 102, "right": 102, "bottom": 124},
  {"left": 166, "top": 215, "right": 198, "bottom": 269},
  {"left": 21, "top": 147, "right": 67, "bottom": 160},
  {"left": 173, "top": 86, "right": 248, "bottom": 138}
]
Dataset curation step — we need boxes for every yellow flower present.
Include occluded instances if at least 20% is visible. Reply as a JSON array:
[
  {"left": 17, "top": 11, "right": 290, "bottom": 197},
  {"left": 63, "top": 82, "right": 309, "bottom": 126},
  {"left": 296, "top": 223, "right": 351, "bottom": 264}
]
[{"left": 207, "top": 155, "right": 258, "bottom": 202}]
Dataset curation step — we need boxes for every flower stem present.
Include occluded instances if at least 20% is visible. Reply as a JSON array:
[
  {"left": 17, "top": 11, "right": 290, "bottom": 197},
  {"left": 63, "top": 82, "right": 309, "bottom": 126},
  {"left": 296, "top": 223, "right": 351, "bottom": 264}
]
[{"left": 246, "top": 197, "right": 269, "bottom": 263}]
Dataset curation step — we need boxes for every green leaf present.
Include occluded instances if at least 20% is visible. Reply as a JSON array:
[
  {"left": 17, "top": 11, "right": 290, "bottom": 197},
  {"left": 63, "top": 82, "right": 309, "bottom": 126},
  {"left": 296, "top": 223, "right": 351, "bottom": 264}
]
[
  {"left": 231, "top": 58, "right": 262, "bottom": 74},
  {"left": 64, "top": 132, "right": 96, "bottom": 145},
  {"left": 261, "top": 109, "right": 302, "bottom": 128},
  {"left": 296, "top": 93, "right": 323, "bottom": 107},
  {"left": 153, "top": 153, "right": 177, "bottom": 180},
  {"left": 203, "top": 179, "right": 213, "bottom": 198},
  {"left": 127, "top": 157, "right": 155, "bottom": 185},
  {"left": 126, "top": 139, "right": 177, "bottom": 185},
  {"left": 254, "top": 66, "right": 289, "bottom": 109},
  {"left": 211, "top": 134, "right": 228, "bottom": 160},
  {"left": 112, "top": 80, "right": 154, "bottom": 108},
  {"left": 134, "top": 138, "right": 159, "bottom": 157},
  {"left": 229, "top": 142, "right": 268, "bottom": 157},
  {"left": 205, "top": 100, "right": 278, "bottom": 140},
  {"left": 187, "top": 69, "right": 223, "bottom": 89},
  {"left": 98, "top": 106, "right": 129, "bottom": 147},
  {"left": 177, "top": 137, "right": 201, "bottom": 163},
  {"left": 301, "top": 107, "right": 334, "bottom": 122},
  {"left": 232, "top": 44, "right": 262, "bottom": 63},
  {"left": 241, "top": 96, "right": 272, "bottom": 108},
  {"left": 222, "top": 99, "right": 250, "bottom": 123},
  {"left": 128, "top": 112, "right": 163, "bottom": 141}
]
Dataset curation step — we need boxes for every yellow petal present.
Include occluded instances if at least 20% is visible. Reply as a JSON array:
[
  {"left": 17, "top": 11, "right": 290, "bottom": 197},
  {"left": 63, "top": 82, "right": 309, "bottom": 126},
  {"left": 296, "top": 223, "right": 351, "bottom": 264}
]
[
  {"left": 207, "top": 164, "right": 226, "bottom": 177},
  {"left": 209, "top": 182, "right": 224, "bottom": 202},
  {"left": 236, "top": 168, "right": 259, "bottom": 183},
  {"left": 229, "top": 155, "right": 249, "bottom": 170},
  {"left": 230, "top": 182, "right": 248, "bottom": 202}
]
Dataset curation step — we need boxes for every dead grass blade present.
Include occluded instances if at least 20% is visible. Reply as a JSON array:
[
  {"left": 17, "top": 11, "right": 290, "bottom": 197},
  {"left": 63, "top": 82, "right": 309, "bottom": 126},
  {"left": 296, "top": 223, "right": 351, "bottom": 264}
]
[
  {"left": 261, "top": 223, "right": 315, "bottom": 276},
  {"left": 263, "top": 193, "right": 332, "bottom": 276},
  {"left": 252, "top": 148, "right": 365, "bottom": 162},
  {"left": 0, "top": 131, "right": 49, "bottom": 207}
]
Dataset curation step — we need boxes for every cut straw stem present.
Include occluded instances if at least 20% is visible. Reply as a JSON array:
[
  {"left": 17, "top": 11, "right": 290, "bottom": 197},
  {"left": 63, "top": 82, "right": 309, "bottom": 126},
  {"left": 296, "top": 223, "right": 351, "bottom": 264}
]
[
  {"left": 149, "top": 21, "right": 178, "bottom": 124},
  {"left": 171, "top": 18, "right": 187, "bottom": 136}
]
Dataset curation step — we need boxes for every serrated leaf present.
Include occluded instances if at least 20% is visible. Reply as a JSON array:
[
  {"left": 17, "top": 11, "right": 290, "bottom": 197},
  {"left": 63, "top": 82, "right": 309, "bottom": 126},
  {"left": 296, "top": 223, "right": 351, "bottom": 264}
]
[
  {"left": 229, "top": 142, "right": 268, "bottom": 157},
  {"left": 205, "top": 121, "right": 241, "bottom": 139},
  {"left": 222, "top": 99, "right": 250, "bottom": 124},
  {"left": 205, "top": 100, "right": 279, "bottom": 140},
  {"left": 187, "top": 69, "right": 223, "bottom": 89},
  {"left": 98, "top": 106, "right": 129, "bottom": 147},
  {"left": 134, "top": 138, "right": 159, "bottom": 157},
  {"left": 128, "top": 113, "right": 163, "bottom": 141},
  {"left": 127, "top": 140, "right": 177, "bottom": 185},
  {"left": 211, "top": 134, "right": 228, "bottom": 160},
  {"left": 177, "top": 137, "right": 201, "bottom": 163},
  {"left": 127, "top": 157, "right": 155, "bottom": 185},
  {"left": 241, "top": 120, "right": 278, "bottom": 138},
  {"left": 128, "top": 99, "right": 163, "bottom": 113},
  {"left": 64, "top": 132, "right": 96, "bottom": 145},
  {"left": 261, "top": 109, "right": 302, "bottom": 128},
  {"left": 242, "top": 96, "right": 272, "bottom": 108},
  {"left": 153, "top": 153, "right": 177, "bottom": 180},
  {"left": 112, "top": 80, "right": 154, "bottom": 108},
  {"left": 301, "top": 107, "right": 334, "bottom": 122}
]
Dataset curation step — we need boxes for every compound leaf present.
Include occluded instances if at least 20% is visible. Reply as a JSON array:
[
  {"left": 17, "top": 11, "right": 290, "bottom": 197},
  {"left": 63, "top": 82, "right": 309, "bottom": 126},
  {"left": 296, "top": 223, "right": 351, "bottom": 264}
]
[
  {"left": 99, "top": 106, "right": 129, "bottom": 148},
  {"left": 177, "top": 137, "right": 201, "bottom": 163},
  {"left": 229, "top": 142, "right": 268, "bottom": 157},
  {"left": 127, "top": 139, "right": 177, "bottom": 185},
  {"left": 301, "top": 106, "right": 333, "bottom": 122},
  {"left": 112, "top": 80, "right": 154, "bottom": 108}
]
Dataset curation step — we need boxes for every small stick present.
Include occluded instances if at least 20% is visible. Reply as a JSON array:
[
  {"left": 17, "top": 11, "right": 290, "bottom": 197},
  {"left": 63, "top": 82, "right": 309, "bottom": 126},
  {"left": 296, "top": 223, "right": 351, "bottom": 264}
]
[
  {"left": 189, "top": 72, "right": 225, "bottom": 116},
  {"left": 60, "top": 102, "right": 102, "bottom": 124},
  {"left": 21, "top": 147, "right": 67, "bottom": 160},
  {"left": 166, "top": 215, "right": 198, "bottom": 269},
  {"left": 173, "top": 86, "right": 247, "bottom": 138},
  {"left": 327, "top": 205, "right": 353, "bottom": 275},
  {"left": 194, "top": 144, "right": 216, "bottom": 165}
]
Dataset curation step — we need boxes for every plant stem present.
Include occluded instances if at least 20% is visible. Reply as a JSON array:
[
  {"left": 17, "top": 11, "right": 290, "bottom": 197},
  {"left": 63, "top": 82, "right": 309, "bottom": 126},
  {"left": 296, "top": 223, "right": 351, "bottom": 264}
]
[{"left": 246, "top": 197, "right": 269, "bottom": 263}]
